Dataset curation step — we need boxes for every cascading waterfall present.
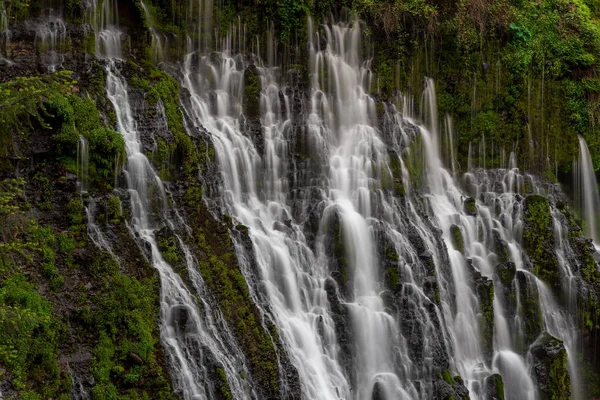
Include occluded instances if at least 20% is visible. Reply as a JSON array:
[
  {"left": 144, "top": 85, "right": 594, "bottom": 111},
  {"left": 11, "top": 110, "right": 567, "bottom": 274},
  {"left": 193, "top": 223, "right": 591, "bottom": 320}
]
[
  {"left": 94, "top": 0, "right": 123, "bottom": 59},
  {"left": 176, "top": 14, "right": 588, "bottom": 399},
  {"left": 0, "top": 1, "right": 10, "bottom": 62},
  {"left": 89, "top": 3, "right": 258, "bottom": 398},
  {"left": 77, "top": 135, "right": 89, "bottom": 194},
  {"left": 33, "top": 8, "right": 66, "bottom": 72},
  {"left": 105, "top": 60, "right": 255, "bottom": 399},
  {"left": 574, "top": 135, "right": 600, "bottom": 245}
]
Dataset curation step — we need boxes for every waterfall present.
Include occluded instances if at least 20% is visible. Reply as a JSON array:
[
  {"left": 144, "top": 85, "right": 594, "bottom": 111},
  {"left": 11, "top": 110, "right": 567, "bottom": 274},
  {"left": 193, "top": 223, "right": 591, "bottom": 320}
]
[
  {"left": 92, "top": 1, "right": 257, "bottom": 394},
  {"left": 94, "top": 0, "right": 123, "bottom": 59},
  {"left": 139, "top": 0, "right": 167, "bottom": 62},
  {"left": 172, "top": 14, "right": 589, "bottom": 399},
  {"left": 77, "top": 136, "right": 89, "bottom": 194},
  {"left": 33, "top": 8, "right": 66, "bottom": 72},
  {"left": 0, "top": 1, "right": 9, "bottom": 63},
  {"left": 574, "top": 135, "right": 600, "bottom": 245}
]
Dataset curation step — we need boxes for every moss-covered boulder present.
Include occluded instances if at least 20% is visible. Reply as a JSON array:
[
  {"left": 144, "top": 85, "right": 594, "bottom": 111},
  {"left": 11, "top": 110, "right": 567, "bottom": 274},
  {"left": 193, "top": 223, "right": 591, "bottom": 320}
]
[
  {"left": 485, "top": 373, "right": 505, "bottom": 400},
  {"left": 464, "top": 197, "right": 477, "bottom": 216},
  {"left": 497, "top": 262, "right": 516, "bottom": 287},
  {"left": 450, "top": 224, "right": 465, "bottom": 254},
  {"left": 523, "top": 195, "right": 561, "bottom": 291},
  {"left": 470, "top": 262, "right": 495, "bottom": 361},
  {"left": 531, "top": 332, "right": 571, "bottom": 400}
]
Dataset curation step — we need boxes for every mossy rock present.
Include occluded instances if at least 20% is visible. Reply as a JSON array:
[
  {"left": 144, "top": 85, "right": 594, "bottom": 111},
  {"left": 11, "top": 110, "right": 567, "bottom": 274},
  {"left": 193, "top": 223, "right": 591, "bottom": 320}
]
[
  {"left": 485, "top": 373, "right": 505, "bottom": 400},
  {"left": 464, "top": 197, "right": 477, "bottom": 216},
  {"left": 531, "top": 332, "right": 571, "bottom": 400},
  {"left": 450, "top": 224, "right": 464, "bottom": 254},
  {"left": 497, "top": 262, "right": 516, "bottom": 287}
]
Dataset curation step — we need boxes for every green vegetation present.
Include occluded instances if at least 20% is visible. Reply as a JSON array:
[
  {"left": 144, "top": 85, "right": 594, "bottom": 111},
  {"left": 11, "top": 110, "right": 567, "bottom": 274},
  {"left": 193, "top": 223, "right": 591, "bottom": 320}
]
[
  {"left": 129, "top": 61, "right": 198, "bottom": 179},
  {"left": 0, "top": 71, "right": 74, "bottom": 162},
  {"left": 0, "top": 174, "right": 172, "bottom": 398},
  {"left": 51, "top": 94, "right": 125, "bottom": 191}
]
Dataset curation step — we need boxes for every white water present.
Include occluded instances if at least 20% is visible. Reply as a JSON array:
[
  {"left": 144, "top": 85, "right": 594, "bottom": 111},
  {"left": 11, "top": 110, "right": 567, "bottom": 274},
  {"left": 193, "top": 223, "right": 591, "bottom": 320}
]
[
  {"left": 87, "top": 2, "right": 259, "bottom": 397},
  {"left": 77, "top": 136, "right": 89, "bottom": 194},
  {"left": 33, "top": 8, "right": 66, "bottom": 72},
  {"left": 106, "top": 59, "right": 256, "bottom": 399},
  {"left": 73, "top": 7, "right": 592, "bottom": 398},
  {"left": 574, "top": 135, "right": 600, "bottom": 245},
  {"left": 0, "top": 1, "right": 10, "bottom": 63},
  {"left": 173, "top": 15, "right": 589, "bottom": 399}
]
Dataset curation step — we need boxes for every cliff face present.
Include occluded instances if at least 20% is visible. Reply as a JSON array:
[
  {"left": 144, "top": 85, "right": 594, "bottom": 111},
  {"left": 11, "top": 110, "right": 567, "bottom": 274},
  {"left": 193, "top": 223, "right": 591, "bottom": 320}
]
[{"left": 1, "top": 1, "right": 600, "bottom": 399}]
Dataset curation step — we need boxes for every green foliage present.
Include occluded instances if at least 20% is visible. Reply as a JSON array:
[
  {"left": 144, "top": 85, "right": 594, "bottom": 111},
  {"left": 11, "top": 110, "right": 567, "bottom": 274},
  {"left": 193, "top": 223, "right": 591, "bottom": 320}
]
[
  {"left": 51, "top": 94, "right": 125, "bottom": 191},
  {"left": 0, "top": 274, "right": 70, "bottom": 397},
  {"left": 0, "top": 71, "right": 75, "bottom": 161}
]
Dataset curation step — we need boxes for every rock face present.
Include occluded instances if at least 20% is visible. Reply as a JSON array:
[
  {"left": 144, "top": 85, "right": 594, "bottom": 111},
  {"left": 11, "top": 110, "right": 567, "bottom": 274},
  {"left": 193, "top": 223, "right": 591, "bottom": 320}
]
[{"left": 531, "top": 333, "right": 571, "bottom": 400}]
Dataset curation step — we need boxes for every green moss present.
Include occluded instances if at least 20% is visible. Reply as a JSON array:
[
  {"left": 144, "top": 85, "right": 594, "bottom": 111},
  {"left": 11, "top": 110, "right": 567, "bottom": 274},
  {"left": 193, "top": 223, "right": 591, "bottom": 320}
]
[
  {"left": 441, "top": 369, "right": 456, "bottom": 385},
  {"left": 107, "top": 195, "right": 122, "bottom": 224},
  {"left": 487, "top": 373, "right": 505, "bottom": 400},
  {"left": 216, "top": 367, "right": 233, "bottom": 400},
  {"left": 450, "top": 224, "right": 464, "bottom": 253},
  {"left": 517, "top": 271, "right": 544, "bottom": 348},
  {"left": 497, "top": 262, "right": 516, "bottom": 286},
  {"left": 158, "top": 237, "right": 181, "bottom": 264},
  {"left": 244, "top": 70, "right": 260, "bottom": 119},
  {"left": 51, "top": 94, "right": 125, "bottom": 192},
  {"left": 532, "top": 334, "right": 571, "bottom": 400}
]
